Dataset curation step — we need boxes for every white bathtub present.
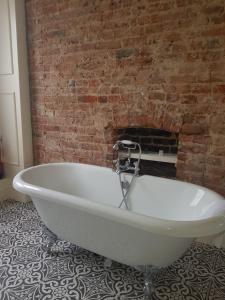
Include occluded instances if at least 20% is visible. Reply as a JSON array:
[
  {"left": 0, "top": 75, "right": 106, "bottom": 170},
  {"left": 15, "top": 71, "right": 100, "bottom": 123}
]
[{"left": 13, "top": 163, "right": 225, "bottom": 268}]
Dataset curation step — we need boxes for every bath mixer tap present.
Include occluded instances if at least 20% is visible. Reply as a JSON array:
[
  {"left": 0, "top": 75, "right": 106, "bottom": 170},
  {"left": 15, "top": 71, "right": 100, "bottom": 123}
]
[
  {"left": 113, "top": 140, "right": 142, "bottom": 209},
  {"left": 113, "top": 140, "right": 142, "bottom": 176}
]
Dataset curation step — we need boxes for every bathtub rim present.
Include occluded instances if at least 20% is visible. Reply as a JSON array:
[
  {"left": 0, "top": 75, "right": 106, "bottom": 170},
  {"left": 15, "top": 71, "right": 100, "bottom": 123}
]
[{"left": 13, "top": 162, "right": 225, "bottom": 239}]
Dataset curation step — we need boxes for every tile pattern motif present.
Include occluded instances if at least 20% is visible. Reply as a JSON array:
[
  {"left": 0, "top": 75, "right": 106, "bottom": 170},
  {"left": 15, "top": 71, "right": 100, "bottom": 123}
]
[{"left": 0, "top": 200, "right": 225, "bottom": 300}]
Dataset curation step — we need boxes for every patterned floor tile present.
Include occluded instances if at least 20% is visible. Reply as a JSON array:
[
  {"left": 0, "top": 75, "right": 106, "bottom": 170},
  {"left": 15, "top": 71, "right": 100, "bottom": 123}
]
[{"left": 0, "top": 200, "right": 225, "bottom": 300}]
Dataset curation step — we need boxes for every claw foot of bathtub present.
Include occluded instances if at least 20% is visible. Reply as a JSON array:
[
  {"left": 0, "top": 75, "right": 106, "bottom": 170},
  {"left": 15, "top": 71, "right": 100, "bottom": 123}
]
[
  {"left": 42, "top": 224, "right": 57, "bottom": 254},
  {"left": 144, "top": 282, "right": 153, "bottom": 299},
  {"left": 142, "top": 265, "right": 160, "bottom": 299},
  {"left": 104, "top": 258, "right": 112, "bottom": 268}
]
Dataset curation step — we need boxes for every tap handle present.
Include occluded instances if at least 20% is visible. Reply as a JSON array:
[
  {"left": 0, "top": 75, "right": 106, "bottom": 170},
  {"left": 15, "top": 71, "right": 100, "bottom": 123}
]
[{"left": 120, "top": 140, "right": 134, "bottom": 145}]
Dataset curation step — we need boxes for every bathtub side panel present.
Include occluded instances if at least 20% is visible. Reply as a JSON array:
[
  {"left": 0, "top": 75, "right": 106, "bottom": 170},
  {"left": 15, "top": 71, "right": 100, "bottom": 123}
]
[{"left": 33, "top": 197, "right": 193, "bottom": 267}]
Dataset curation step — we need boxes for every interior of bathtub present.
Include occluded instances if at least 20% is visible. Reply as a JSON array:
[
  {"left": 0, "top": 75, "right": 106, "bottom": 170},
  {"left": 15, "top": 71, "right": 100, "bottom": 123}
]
[{"left": 20, "top": 163, "right": 225, "bottom": 222}]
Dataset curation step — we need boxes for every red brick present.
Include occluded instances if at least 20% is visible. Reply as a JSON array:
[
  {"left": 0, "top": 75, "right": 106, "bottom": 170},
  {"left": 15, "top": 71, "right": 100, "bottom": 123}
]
[
  {"left": 78, "top": 95, "right": 98, "bottom": 103},
  {"left": 213, "top": 84, "right": 225, "bottom": 93},
  {"left": 181, "top": 124, "right": 207, "bottom": 135},
  {"left": 26, "top": 0, "right": 225, "bottom": 196}
]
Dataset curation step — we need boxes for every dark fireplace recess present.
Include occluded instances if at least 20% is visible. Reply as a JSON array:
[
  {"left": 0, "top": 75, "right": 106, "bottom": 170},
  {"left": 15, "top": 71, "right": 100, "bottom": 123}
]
[{"left": 116, "top": 128, "right": 179, "bottom": 179}]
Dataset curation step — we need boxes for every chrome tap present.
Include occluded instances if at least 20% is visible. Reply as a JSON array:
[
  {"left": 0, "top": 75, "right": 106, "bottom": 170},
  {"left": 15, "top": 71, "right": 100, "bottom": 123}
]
[
  {"left": 113, "top": 140, "right": 142, "bottom": 209},
  {"left": 113, "top": 140, "right": 141, "bottom": 176}
]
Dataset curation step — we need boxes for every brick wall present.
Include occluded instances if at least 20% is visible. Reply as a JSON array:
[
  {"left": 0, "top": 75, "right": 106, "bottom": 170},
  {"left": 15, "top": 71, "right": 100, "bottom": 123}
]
[
  {"left": 25, "top": 0, "right": 225, "bottom": 196},
  {"left": 117, "top": 128, "right": 178, "bottom": 154}
]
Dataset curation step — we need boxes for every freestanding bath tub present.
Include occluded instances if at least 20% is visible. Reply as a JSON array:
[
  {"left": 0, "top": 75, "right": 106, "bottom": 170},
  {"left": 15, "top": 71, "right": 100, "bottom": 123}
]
[{"left": 13, "top": 163, "right": 225, "bottom": 268}]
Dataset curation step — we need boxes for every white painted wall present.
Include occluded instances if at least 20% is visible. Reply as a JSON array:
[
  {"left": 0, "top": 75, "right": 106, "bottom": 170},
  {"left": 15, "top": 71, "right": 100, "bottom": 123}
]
[{"left": 0, "top": 0, "right": 33, "bottom": 201}]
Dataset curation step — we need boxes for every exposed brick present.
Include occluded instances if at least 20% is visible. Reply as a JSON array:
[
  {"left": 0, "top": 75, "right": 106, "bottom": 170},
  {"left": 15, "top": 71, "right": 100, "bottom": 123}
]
[
  {"left": 213, "top": 84, "right": 225, "bottom": 93},
  {"left": 115, "top": 48, "right": 137, "bottom": 59},
  {"left": 181, "top": 124, "right": 207, "bottom": 135},
  {"left": 78, "top": 95, "right": 98, "bottom": 103},
  {"left": 26, "top": 0, "right": 225, "bottom": 196},
  {"left": 203, "top": 4, "right": 224, "bottom": 15},
  {"left": 98, "top": 96, "right": 108, "bottom": 103}
]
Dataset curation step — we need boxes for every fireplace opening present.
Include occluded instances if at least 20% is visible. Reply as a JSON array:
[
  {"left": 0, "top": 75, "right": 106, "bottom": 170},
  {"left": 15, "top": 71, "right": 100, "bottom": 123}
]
[{"left": 116, "top": 128, "right": 179, "bottom": 179}]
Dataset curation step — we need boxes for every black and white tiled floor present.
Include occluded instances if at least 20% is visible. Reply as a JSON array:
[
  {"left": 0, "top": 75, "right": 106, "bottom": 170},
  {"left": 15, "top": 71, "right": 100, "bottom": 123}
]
[{"left": 0, "top": 200, "right": 225, "bottom": 300}]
